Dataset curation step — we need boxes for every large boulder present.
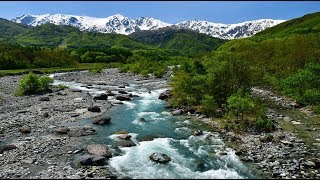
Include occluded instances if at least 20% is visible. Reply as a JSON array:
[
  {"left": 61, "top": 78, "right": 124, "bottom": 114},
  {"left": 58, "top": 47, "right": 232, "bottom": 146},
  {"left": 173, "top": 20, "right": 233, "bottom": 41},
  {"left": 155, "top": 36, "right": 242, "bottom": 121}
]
[
  {"left": 171, "top": 109, "right": 183, "bottom": 116},
  {"left": 0, "top": 144, "right": 17, "bottom": 154},
  {"left": 53, "top": 126, "right": 70, "bottom": 134},
  {"left": 93, "top": 93, "right": 108, "bottom": 100},
  {"left": 192, "top": 130, "right": 203, "bottom": 136},
  {"left": 19, "top": 126, "right": 31, "bottom": 134},
  {"left": 158, "top": 93, "right": 169, "bottom": 100},
  {"left": 116, "top": 95, "right": 131, "bottom": 101},
  {"left": 68, "top": 126, "right": 97, "bottom": 137},
  {"left": 118, "top": 134, "right": 132, "bottom": 140},
  {"left": 118, "top": 90, "right": 128, "bottom": 94},
  {"left": 91, "top": 115, "right": 111, "bottom": 125},
  {"left": 88, "top": 106, "right": 101, "bottom": 112},
  {"left": 116, "top": 140, "right": 136, "bottom": 147},
  {"left": 79, "top": 155, "right": 106, "bottom": 166},
  {"left": 149, "top": 153, "right": 171, "bottom": 164},
  {"left": 39, "top": 96, "right": 50, "bottom": 101},
  {"left": 87, "top": 144, "right": 112, "bottom": 158}
]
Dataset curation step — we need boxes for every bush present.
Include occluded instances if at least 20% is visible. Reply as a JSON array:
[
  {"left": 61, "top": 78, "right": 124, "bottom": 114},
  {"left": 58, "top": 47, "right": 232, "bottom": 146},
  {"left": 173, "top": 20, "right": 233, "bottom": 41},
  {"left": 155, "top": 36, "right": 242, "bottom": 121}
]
[
  {"left": 227, "top": 90, "right": 255, "bottom": 121},
  {"left": 39, "top": 76, "right": 54, "bottom": 91},
  {"left": 302, "top": 89, "right": 320, "bottom": 105},
  {"left": 199, "top": 95, "right": 218, "bottom": 116},
  {"left": 314, "top": 105, "right": 320, "bottom": 114},
  {"left": 17, "top": 72, "right": 42, "bottom": 95},
  {"left": 153, "top": 69, "right": 166, "bottom": 78},
  {"left": 17, "top": 72, "right": 54, "bottom": 95},
  {"left": 254, "top": 118, "right": 274, "bottom": 132},
  {"left": 89, "top": 64, "right": 104, "bottom": 74}
]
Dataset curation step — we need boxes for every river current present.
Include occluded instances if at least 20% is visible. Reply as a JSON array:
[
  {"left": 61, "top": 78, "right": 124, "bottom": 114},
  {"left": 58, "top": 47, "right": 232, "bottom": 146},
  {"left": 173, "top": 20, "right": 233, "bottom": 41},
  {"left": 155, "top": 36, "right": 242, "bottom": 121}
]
[{"left": 51, "top": 73, "right": 257, "bottom": 179}]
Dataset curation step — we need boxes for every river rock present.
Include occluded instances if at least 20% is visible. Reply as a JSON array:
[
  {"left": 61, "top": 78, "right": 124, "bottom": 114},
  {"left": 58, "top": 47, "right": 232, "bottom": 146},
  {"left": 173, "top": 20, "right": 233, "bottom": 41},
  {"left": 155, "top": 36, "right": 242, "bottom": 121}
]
[
  {"left": 149, "top": 153, "right": 171, "bottom": 164},
  {"left": 118, "top": 85, "right": 125, "bottom": 88},
  {"left": 116, "top": 95, "right": 131, "bottom": 101},
  {"left": 19, "top": 126, "right": 31, "bottom": 133},
  {"left": 53, "top": 126, "right": 70, "bottom": 134},
  {"left": 79, "top": 155, "right": 105, "bottom": 166},
  {"left": 303, "top": 160, "right": 316, "bottom": 168},
  {"left": 137, "top": 135, "right": 157, "bottom": 142},
  {"left": 118, "top": 90, "right": 127, "bottom": 94},
  {"left": 116, "top": 140, "right": 136, "bottom": 147},
  {"left": 0, "top": 144, "right": 17, "bottom": 154},
  {"left": 87, "top": 144, "right": 112, "bottom": 158},
  {"left": 71, "top": 89, "right": 82, "bottom": 92},
  {"left": 107, "top": 92, "right": 116, "bottom": 96},
  {"left": 312, "top": 158, "right": 320, "bottom": 168},
  {"left": 171, "top": 109, "right": 183, "bottom": 116},
  {"left": 158, "top": 92, "right": 169, "bottom": 100},
  {"left": 192, "top": 130, "right": 203, "bottom": 136},
  {"left": 280, "top": 140, "right": 294, "bottom": 147},
  {"left": 118, "top": 134, "right": 132, "bottom": 140},
  {"left": 88, "top": 106, "right": 101, "bottom": 112},
  {"left": 43, "top": 112, "right": 49, "bottom": 118},
  {"left": 21, "top": 158, "right": 36, "bottom": 164},
  {"left": 138, "top": 118, "right": 146, "bottom": 122},
  {"left": 68, "top": 126, "right": 97, "bottom": 137},
  {"left": 39, "top": 96, "right": 50, "bottom": 101},
  {"left": 93, "top": 93, "right": 108, "bottom": 100},
  {"left": 91, "top": 115, "right": 111, "bottom": 125}
]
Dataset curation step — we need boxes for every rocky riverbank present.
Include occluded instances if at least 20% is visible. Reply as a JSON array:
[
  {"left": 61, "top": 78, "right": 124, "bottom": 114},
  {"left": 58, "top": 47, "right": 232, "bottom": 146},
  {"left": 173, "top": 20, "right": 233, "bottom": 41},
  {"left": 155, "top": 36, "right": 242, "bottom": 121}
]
[
  {"left": 174, "top": 87, "right": 320, "bottom": 179},
  {"left": 0, "top": 68, "right": 167, "bottom": 179},
  {"left": 1, "top": 68, "right": 319, "bottom": 179}
]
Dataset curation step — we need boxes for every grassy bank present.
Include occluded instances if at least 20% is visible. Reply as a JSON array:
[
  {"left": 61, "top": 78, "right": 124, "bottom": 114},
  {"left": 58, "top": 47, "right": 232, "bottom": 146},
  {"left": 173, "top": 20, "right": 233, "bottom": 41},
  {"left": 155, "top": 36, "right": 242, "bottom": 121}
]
[{"left": 0, "top": 63, "right": 121, "bottom": 77}]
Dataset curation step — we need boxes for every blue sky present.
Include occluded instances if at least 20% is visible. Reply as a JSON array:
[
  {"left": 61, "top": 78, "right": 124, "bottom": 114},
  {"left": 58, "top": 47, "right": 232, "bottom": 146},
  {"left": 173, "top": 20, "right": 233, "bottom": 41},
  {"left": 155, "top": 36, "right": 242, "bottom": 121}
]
[{"left": 0, "top": 1, "right": 320, "bottom": 24}]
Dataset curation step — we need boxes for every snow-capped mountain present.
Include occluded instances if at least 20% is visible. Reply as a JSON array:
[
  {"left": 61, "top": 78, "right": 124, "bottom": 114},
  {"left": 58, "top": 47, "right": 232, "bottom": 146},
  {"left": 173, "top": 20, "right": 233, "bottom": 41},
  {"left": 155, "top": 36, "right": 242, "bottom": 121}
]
[
  {"left": 12, "top": 14, "right": 172, "bottom": 35},
  {"left": 176, "top": 19, "right": 285, "bottom": 39},
  {"left": 12, "top": 14, "right": 285, "bottom": 39}
]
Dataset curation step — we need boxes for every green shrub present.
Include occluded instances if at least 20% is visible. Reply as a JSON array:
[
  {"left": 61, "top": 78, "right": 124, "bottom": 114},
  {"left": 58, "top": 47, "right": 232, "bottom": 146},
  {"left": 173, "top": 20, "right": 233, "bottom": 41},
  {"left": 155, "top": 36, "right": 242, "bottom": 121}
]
[
  {"left": 17, "top": 72, "right": 54, "bottom": 95},
  {"left": 302, "top": 89, "right": 320, "bottom": 105},
  {"left": 254, "top": 118, "right": 274, "bottom": 132},
  {"left": 89, "top": 64, "right": 104, "bottom": 74},
  {"left": 39, "top": 76, "right": 54, "bottom": 91},
  {"left": 227, "top": 90, "right": 255, "bottom": 121},
  {"left": 153, "top": 69, "right": 166, "bottom": 78},
  {"left": 141, "top": 70, "right": 149, "bottom": 77},
  {"left": 17, "top": 72, "right": 42, "bottom": 95},
  {"left": 314, "top": 105, "right": 320, "bottom": 114},
  {"left": 199, "top": 95, "right": 218, "bottom": 116}
]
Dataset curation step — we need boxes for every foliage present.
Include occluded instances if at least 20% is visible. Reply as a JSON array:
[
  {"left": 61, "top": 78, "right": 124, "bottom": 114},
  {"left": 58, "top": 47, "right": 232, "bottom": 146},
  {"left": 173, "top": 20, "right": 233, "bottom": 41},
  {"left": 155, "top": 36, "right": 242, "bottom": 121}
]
[
  {"left": 199, "top": 95, "right": 218, "bottom": 116},
  {"left": 226, "top": 89, "right": 255, "bottom": 121},
  {"left": 253, "top": 118, "right": 275, "bottom": 132},
  {"left": 89, "top": 64, "right": 105, "bottom": 74},
  {"left": 17, "top": 72, "right": 53, "bottom": 95}
]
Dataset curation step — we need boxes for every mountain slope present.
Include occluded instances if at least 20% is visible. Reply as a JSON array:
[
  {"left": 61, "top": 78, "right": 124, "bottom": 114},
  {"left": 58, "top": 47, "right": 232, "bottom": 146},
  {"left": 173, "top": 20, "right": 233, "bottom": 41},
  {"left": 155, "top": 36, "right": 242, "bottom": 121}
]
[
  {"left": 255, "top": 12, "right": 320, "bottom": 38},
  {"left": 12, "top": 14, "right": 285, "bottom": 39},
  {"left": 130, "top": 27, "right": 226, "bottom": 54},
  {"left": 0, "top": 18, "right": 30, "bottom": 43}
]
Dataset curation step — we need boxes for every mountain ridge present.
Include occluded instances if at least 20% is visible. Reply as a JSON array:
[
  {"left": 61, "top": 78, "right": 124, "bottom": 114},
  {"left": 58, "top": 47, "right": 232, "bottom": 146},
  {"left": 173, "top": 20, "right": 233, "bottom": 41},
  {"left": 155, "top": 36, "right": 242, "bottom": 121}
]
[{"left": 12, "top": 13, "right": 285, "bottom": 39}]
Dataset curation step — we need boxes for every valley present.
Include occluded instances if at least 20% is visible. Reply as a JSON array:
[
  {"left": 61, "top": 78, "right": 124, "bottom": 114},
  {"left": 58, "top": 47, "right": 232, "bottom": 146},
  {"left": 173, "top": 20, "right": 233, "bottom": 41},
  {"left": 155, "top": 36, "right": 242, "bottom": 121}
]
[{"left": 0, "top": 9, "right": 320, "bottom": 179}]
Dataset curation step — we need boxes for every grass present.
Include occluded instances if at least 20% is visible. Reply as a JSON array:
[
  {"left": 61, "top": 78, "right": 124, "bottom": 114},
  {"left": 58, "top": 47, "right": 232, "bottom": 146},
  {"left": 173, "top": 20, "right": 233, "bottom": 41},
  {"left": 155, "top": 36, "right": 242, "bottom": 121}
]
[{"left": 0, "top": 63, "right": 120, "bottom": 77}]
